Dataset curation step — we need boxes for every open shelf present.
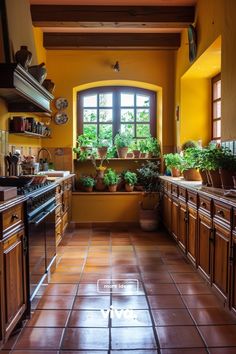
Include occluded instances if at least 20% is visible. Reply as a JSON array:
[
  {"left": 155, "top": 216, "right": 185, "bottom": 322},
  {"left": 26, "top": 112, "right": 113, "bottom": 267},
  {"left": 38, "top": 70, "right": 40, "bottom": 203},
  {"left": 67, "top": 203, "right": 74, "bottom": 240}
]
[
  {"left": 74, "top": 157, "right": 160, "bottom": 162},
  {"left": 9, "top": 131, "right": 51, "bottom": 139}
]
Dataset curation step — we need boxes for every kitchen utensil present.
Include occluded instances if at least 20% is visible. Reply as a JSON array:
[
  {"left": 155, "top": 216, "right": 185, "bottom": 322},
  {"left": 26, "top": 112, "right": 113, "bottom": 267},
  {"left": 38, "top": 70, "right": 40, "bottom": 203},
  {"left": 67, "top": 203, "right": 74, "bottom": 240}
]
[
  {"left": 0, "top": 176, "right": 34, "bottom": 187},
  {"left": 11, "top": 154, "right": 19, "bottom": 176}
]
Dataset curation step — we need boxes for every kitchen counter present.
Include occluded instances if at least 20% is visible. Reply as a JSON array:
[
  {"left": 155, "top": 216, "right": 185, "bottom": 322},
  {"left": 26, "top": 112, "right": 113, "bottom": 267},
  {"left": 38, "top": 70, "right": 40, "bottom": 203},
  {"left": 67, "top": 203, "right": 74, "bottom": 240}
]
[{"left": 0, "top": 194, "right": 28, "bottom": 213}]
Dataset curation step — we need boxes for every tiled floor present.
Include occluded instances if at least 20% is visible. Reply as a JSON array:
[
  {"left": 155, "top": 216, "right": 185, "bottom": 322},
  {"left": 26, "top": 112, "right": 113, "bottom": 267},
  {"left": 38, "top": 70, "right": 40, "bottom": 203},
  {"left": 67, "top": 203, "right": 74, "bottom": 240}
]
[{"left": 2, "top": 225, "right": 236, "bottom": 354}]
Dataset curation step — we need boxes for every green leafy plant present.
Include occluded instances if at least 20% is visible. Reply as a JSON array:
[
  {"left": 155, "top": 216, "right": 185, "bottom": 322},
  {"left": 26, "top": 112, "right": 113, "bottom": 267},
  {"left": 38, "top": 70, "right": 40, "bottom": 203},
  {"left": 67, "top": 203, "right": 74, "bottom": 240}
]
[
  {"left": 107, "top": 146, "right": 117, "bottom": 158},
  {"left": 137, "top": 161, "right": 160, "bottom": 192},
  {"left": 163, "top": 153, "right": 184, "bottom": 171},
  {"left": 123, "top": 171, "right": 138, "bottom": 186},
  {"left": 73, "top": 148, "right": 90, "bottom": 161},
  {"left": 80, "top": 176, "right": 95, "bottom": 187},
  {"left": 146, "top": 136, "right": 161, "bottom": 157},
  {"left": 181, "top": 140, "right": 199, "bottom": 151},
  {"left": 103, "top": 168, "right": 120, "bottom": 186},
  {"left": 76, "top": 134, "right": 92, "bottom": 147},
  {"left": 200, "top": 145, "right": 233, "bottom": 171},
  {"left": 130, "top": 139, "right": 140, "bottom": 151},
  {"left": 182, "top": 147, "right": 203, "bottom": 171},
  {"left": 139, "top": 139, "right": 149, "bottom": 153},
  {"left": 114, "top": 132, "right": 133, "bottom": 148},
  {"left": 94, "top": 136, "right": 111, "bottom": 148}
]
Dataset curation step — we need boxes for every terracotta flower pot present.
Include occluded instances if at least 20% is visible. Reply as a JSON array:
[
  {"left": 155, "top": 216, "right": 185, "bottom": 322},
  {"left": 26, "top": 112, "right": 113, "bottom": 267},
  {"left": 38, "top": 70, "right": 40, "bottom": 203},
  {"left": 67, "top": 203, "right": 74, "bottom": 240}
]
[
  {"left": 95, "top": 169, "right": 106, "bottom": 191},
  {"left": 133, "top": 150, "right": 141, "bottom": 158},
  {"left": 206, "top": 170, "right": 212, "bottom": 187},
  {"left": 171, "top": 167, "right": 181, "bottom": 177},
  {"left": 199, "top": 170, "right": 208, "bottom": 185},
  {"left": 97, "top": 146, "right": 108, "bottom": 159},
  {"left": 183, "top": 168, "right": 201, "bottom": 181},
  {"left": 84, "top": 186, "right": 93, "bottom": 192},
  {"left": 208, "top": 169, "right": 222, "bottom": 188},
  {"left": 125, "top": 184, "right": 134, "bottom": 192},
  {"left": 117, "top": 147, "right": 128, "bottom": 158},
  {"left": 108, "top": 184, "right": 117, "bottom": 192},
  {"left": 139, "top": 202, "right": 159, "bottom": 231},
  {"left": 219, "top": 168, "right": 235, "bottom": 189},
  {"left": 140, "top": 152, "right": 147, "bottom": 158}
]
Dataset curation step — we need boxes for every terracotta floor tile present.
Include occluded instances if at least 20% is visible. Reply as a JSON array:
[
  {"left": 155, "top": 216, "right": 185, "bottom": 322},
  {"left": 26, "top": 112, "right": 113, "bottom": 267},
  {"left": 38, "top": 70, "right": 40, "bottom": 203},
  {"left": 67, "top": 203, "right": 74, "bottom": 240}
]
[
  {"left": 14, "top": 328, "right": 64, "bottom": 350},
  {"left": 111, "top": 309, "right": 152, "bottom": 327},
  {"left": 112, "top": 265, "right": 139, "bottom": 273},
  {"left": 111, "top": 327, "right": 157, "bottom": 349},
  {"left": 160, "top": 349, "right": 208, "bottom": 354},
  {"left": 80, "top": 273, "right": 110, "bottom": 282},
  {"left": 144, "top": 283, "right": 179, "bottom": 295},
  {"left": 199, "top": 325, "right": 236, "bottom": 347},
  {"left": 43, "top": 284, "right": 78, "bottom": 296},
  {"left": 49, "top": 273, "right": 81, "bottom": 283},
  {"left": 73, "top": 296, "right": 110, "bottom": 310},
  {"left": 37, "top": 295, "right": 74, "bottom": 310},
  {"left": 83, "top": 266, "right": 111, "bottom": 274},
  {"left": 60, "top": 352, "right": 107, "bottom": 354},
  {"left": 152, "top": 309, "right": 194, "bottom": 326},
  {"left": 182, "top": 294, "right": 223, "bottom": 308},
  {"left": 61, "top": 328, "right": 109, "bottom": 350},
  {"left": 170, "top": 272, "right": 203, "bottom": 283},
  {"left": 11, "top": 351, "right": 59, "bottom": 354},
  {"left": 148, "top": 295, "right": 185, "bottom": 309},
  {"left": 166, "top": 264, "right": 196, "bottom": 272},
  {"left": 111, "top": 351, "right": 157, "bottom": 354},
  {"left": 142, "top": 272, "right": 174, "bottom": 283},
  {"left": 112, "top": 295, "right": 148, "bottom": 309},
  {"left": 77, "top": 283, "right": 104, "bottom": 296},
  {"left": 27, "top": 309, "right": 70, "bottom": 327},
  {"left": 156, "top": 326, "right": 205, "bottom": 348},
  {"left": 68, "top": 310, "right": 109, "bottom": 327},
  {"left": 208, "top": 348, "right": 236, "bottom": 354},
  {"left": 176, "top": 283, "right": 213, "bottom": 295},
  {"left": 162, "top": 258, "right": 190, "bottom": 265},
  {"left": 189, "top": 308, "right": 236, "bottom": 325}
]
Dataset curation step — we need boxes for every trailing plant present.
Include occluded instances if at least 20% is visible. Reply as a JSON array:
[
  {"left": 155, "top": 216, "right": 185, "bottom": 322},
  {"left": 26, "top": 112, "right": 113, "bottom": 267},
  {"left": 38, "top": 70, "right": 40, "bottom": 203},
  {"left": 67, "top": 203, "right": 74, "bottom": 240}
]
[
  {"left": 137, "top": 161, "right": 160, "bottom": 192},
  {"left": 103, "top": 168, "right": 120, "bottom": 186},
  {"left": 80, "top": 176, "right": 95, "bottom": 187},
  {"left": 123, "top": 171, "right": 138, "bottom": 186},
  {"left": 163, "top": 153, "right": 184, "bottom": 171},
  {"left": 114, "top": 132, "right": 133, "bottom": 148}
]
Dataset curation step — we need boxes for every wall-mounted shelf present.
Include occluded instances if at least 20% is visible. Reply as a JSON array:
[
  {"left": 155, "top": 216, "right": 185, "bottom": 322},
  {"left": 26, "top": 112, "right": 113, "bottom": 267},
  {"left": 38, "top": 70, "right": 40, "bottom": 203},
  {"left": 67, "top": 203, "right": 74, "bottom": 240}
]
[
  {"left": 0, "top": 63, "right": 54, "bottom": 115},
  {"left": 9, "top": 131, "right": 51, "bottom": 139},
  {"left": 74, "top": 157, "right": 160, "bottom": 162}
]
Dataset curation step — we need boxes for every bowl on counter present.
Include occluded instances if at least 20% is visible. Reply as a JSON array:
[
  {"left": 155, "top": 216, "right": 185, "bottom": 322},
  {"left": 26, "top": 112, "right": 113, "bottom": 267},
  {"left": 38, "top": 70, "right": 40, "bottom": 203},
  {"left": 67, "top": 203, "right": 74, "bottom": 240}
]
[{"left": 31, "top": 175, "right": 48, "bottom": 184}]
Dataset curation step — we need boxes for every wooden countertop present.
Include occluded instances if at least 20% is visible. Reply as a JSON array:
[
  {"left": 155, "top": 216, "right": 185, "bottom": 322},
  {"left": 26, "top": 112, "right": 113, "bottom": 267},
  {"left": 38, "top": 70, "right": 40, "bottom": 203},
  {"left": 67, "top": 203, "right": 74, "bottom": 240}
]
[{"left": 159, "top": 175, "right": 236, "bottom": 208}]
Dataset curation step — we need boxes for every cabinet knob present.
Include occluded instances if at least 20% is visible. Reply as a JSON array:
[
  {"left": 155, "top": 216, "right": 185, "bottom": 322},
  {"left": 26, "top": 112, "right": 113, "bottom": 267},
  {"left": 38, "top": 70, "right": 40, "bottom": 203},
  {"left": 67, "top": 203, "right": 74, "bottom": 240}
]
[
  {"left": 217, "top": 210, "right": 225, "bottom": 217},
  {"left": 201, "top": 202, "right": 206, "bottom": 208},
  {"left": 11, "top": 214, "right": 19, "bottom": 221}
]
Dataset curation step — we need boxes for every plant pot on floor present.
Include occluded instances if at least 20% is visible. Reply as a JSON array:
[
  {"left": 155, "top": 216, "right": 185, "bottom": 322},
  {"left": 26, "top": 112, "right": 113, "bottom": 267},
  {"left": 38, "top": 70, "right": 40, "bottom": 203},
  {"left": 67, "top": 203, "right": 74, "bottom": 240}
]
[
  {"left": 183, "top": 168, "right": 201, "bottom": 181},
  {"left": 108, "top": 184, "right": 117, "bottom": 192},
  {"left": 199, "top": 170, "right": 208, "bottom": 185},
  {"left": 117, "top": 147, "right": 129, "bottom": 158},
  {"left": 171, "top": 167, "right": 181, "bottom": 177},
  {"left": 219, "top": 168, "right": 235, "bottom": 189},
  {"left": 125, "top": 184, "right": 134, "bottom": 192},
  {"left": 208, "top": 169, "right": 222, "bottom": 188}
]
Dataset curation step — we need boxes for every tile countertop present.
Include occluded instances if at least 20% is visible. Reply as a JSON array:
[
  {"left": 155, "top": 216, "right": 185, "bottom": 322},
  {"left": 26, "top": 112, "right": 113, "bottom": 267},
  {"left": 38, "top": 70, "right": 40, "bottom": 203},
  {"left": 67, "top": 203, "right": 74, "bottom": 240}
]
[{"left": 159, "top": 175, "right": 236, "bottom": 208}]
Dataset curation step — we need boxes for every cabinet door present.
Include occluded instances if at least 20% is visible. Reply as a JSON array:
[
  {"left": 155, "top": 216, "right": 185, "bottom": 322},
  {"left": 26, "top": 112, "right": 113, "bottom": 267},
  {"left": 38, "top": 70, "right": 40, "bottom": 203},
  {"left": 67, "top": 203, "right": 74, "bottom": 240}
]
[
  {"left": 198, "top": 213, "right": 212, "bottom": 281},
  {"left": 179, "top": 202, "right": 187, "bottom": 252},
  {"left": 187, "top": 207, "right": 198, "bottom": 265},
  {"left": 212, "top": 222, "right": 230, "bottom": 300},
  {"left": 231, "top": 234, "right": 236, "bottom": 313},
  {"left": 171, "top": 197, "right": 179, "bottom": 241},
  {"left": 163, "top": 193, "right": 170, "bottom": 232},
  {"left": 3, "top": 230, "right": 27, "bottom": 336}
]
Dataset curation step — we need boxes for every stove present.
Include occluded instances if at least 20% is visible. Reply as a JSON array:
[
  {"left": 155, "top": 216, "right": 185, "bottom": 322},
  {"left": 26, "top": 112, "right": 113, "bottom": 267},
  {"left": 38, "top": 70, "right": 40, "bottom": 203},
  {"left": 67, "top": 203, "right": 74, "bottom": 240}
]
[{"left": 17, "top": 180, "right": 54, "bottom": 195}]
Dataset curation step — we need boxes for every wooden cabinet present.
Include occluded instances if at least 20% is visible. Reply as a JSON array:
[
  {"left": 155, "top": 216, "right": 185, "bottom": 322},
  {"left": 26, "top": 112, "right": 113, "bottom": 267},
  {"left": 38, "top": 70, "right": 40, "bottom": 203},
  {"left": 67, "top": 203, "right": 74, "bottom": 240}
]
[
  {"left": 231, "top": 231, "right": 236, "bottom": 314},
  {"left": 171, "top": 197, "right": 179, "bottom": 241},
  {"left": 178, "top": 201, "right": 187, "bottom": 252},
  {"left": 162, "top": 192, "right": 172, "bottom": 233},
  {"left": 187, "top": 206, "right": 198, "bottom": 265},
  {"left": 198, "top": 212, "right": 212, "bottom": 281}
]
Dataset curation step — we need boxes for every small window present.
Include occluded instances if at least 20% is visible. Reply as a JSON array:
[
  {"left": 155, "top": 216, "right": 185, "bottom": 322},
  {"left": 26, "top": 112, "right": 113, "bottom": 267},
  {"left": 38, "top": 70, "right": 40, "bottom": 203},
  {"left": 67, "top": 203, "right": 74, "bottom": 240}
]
[{"left": 212, "top": 74, "right": 221, "bottom": 142}]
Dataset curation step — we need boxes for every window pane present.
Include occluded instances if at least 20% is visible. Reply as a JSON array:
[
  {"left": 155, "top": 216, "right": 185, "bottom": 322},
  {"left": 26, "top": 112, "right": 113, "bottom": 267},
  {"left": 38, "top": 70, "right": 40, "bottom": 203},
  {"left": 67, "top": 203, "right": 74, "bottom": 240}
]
[
  {"left": 121, "top": 124, "right": 135, "bottom": 137},
  {"left": 213, "top": 80, "right": 221, "bottom": 100},
  {"left": 213, "top": 101, "right": 221, "bottom": 119},
  {"left": 121, "top": 109, "right": 134, "bottom": 122},
  {"left": 83, "top": 95, "right": 97, "bottom": 107},
  {"left": 83, "top": 124, "right": 97, "bottom": 141},
  {"left": 99, "top": 124, "right": 113, "bottom": 141},
  {"left": 137, "top": 95, "right": 150, "bottom": 107},
  {"left": 99, "top": 109, "right": 113, "bottom": 122},
  {"left": 99, "top": 93, "right": 112, "bottom": 107},
  {"left": 136, "top": 124, "right": 150, "bottom": 138},
  {"left": 83, "top": 109, "right": 97, "bottom": 122},
  {"left": 121, "top": 93, "right": 134, "bottom": 107},
  {"left": 137, "top": 109, "right": 150, "bottom": 122},
  {"left": 213, "top": 120, "right": 221, "bottom": 139}
]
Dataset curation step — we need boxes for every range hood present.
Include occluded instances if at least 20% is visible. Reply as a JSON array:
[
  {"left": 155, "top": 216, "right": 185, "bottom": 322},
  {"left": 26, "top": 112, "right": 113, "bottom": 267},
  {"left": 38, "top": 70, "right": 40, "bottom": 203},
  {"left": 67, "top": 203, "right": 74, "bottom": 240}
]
[{"left": 0, "top": 63, "right": 54, "bottom": 115}]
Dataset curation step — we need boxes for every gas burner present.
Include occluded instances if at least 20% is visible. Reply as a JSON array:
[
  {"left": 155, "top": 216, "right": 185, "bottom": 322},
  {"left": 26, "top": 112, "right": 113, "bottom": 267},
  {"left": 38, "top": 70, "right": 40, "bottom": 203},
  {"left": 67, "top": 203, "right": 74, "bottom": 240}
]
[{"left": 17, "top": 180, "right": 54, "bottom": 195}]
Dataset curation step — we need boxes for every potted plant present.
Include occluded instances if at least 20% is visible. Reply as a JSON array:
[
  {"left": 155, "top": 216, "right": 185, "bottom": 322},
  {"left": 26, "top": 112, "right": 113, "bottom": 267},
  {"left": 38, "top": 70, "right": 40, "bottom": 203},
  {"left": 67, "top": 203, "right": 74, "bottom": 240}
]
[
  {"left": 139, "top": 139, "right": 149, "bottom": 158},
  {"left": 95, "top": 137, "right": 110, "bottom": 159},
  {"left": 76, "top": 133, "right": 92, "bottom": 152},
  {"left": 163, "top": 153, "right": 183, "bottom": 177},
  {"left": 146, "top": 135, "right": 161, "bottom": 158},
  {"left": 123, "top": 171, "right": 138, "bottom": 192},
  {"left": 103, "top": 168, "right": 120, "bottom": 192},
  {"left": 114, "top": 132, "right": 133, "bottom": 158},
  {"left": 182, "top": 147, "right": 202, "bottom": 181},
  {"left": 137, "top": 161, "right": 161, "bottom": 231},
  {"left": 90, "top": 154, "right": 108, "bottom": 191},
  {"left": 181, "top": 140, "right": 199, "bottom": 151},
  {"left": 203, "top": 144, "right": 225, "bottom": 188},
  {"left": 80, "top": 176, "right": 95, "bottom": 192},
  {"left": 218, "top": 148, "right": 236, "bottom": 189},
  {"left": 131, "top": 140, "right": 141, "bottom": 158}
]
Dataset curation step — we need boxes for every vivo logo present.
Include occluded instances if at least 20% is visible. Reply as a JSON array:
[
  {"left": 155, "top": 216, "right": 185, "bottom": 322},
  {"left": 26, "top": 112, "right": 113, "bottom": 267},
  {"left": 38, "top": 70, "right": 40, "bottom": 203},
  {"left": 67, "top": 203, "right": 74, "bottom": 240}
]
[{"left": 101, "top": 305, "right": 136, "bottom": 320}]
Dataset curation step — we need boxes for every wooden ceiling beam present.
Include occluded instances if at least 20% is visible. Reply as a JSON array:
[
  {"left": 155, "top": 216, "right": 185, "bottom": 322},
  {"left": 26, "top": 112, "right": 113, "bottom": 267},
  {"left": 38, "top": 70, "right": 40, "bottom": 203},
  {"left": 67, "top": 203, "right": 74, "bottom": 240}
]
[
  {"left": 43, "top": 32, "right": 181, "bottom": 50},
  {"left": 31, "top": 5, "right": 195, "bottom": 28}
]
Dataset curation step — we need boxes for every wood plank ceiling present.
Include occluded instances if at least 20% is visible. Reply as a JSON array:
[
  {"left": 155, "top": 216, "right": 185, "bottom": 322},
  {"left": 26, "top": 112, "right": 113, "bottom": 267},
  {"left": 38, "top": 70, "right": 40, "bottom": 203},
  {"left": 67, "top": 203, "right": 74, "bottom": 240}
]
[{"left": 30, "top": 1, "right": 196, "bottom": 50}]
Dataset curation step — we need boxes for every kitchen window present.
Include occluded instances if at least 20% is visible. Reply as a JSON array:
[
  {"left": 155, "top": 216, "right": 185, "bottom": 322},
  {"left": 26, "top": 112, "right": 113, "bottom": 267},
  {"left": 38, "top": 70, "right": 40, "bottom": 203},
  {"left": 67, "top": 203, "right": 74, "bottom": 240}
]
[
  {"left": 77, "top": 86, "right": 157, "bottom": 142},
  {"left": 212, "top": 73, "right": 221, "bottom": 142}
]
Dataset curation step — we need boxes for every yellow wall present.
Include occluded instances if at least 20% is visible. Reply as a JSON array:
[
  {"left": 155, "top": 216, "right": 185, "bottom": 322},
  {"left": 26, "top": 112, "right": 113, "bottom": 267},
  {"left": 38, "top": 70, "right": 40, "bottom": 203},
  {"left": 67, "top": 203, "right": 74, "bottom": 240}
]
[
  {"left": 176, "top": 0, "right": 236, "bottom": 146},
  {"left": 33, "top": 27, "right": 47, "bottom": 65},
  {"left": 44, "top": 50, "right": 175, "bottom": 153}
]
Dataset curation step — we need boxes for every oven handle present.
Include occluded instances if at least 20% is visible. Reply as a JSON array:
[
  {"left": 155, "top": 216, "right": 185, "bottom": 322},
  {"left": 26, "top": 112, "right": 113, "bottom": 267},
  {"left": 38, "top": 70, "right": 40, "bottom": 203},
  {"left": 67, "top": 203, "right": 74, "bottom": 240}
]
[
  {"left": 29, "top": 211, "right": 50, "bottom": 225},
  {"left": 45, "top": 204, "right": 57, "bottom": 214}
]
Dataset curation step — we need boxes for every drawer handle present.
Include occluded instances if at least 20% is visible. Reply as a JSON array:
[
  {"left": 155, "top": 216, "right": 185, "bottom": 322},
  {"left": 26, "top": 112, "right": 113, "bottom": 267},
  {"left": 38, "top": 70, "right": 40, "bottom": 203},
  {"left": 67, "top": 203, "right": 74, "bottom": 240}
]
[
  {"left": 201, "top": 202, "right": 206, "bottom": 208},
  {"left": 217, "top": 210, "right": 225, "bottom": 217},
  {"left": 189, "top": 196, "right": 193, "bottom": 201},
  {"left": 11, "top": 214, "right": 19, "bottom": 221}
]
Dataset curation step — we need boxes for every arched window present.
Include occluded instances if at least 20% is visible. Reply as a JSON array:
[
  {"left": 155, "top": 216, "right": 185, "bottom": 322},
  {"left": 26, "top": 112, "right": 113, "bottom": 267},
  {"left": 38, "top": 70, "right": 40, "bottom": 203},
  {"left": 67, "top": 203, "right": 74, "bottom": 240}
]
[{"left": 77, "top": 86, "right": 157, "bottom": 142}]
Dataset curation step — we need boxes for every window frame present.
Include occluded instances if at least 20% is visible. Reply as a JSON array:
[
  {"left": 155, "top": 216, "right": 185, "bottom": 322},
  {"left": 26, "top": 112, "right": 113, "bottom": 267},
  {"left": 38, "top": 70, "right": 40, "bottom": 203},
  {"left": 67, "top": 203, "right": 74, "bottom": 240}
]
[
  {"left": 211, "top": 73, "right": 221, "bottom": 141},
  {"left": 77, "top": 86, "right": 157, "bottom": 140}
]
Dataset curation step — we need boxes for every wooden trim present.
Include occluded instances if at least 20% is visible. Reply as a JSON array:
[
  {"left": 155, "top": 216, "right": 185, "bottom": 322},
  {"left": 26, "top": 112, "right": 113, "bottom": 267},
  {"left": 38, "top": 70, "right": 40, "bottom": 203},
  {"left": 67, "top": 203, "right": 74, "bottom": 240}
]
[
  {"left": 31, "top": 5, "right": 195, "bottom": 28},
  {"left": 43, "top": 32, "right": 180, "bottom": 50},
  {"left": 211, "top": 73, "right": 221, "bottom": 141}
]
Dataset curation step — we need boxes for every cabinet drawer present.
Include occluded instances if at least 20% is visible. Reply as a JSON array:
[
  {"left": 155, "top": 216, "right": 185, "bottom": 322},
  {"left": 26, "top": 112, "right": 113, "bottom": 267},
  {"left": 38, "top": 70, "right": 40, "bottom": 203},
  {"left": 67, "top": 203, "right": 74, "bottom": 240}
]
[
  {"left": 55, "top": 205, "right": 62, "bottom": 224},
  {"left": 199, "top": 195, "right": 212, "bottom": 215},
  {"left": 1, "top": 204, "right": 24, "bottom": 236},
  {"left": 179, "top": 187, "right": 187, "bottom": 202},
  {"left": 167, "top": 182, "right": 172, "bottom": 193},
  {"left": 62, "top": 212, "right": 69, "bottom": 233},
  {"left": 187, "top": 190, "right": 198, "bottom": 207},
  {"left": 55, "top": 223, "right": 62, "bottom": 246},
  {"left": 171, "top": 184, "right": 178, "bottom": 197},
  {"left": 214, "top": 201, "right": 232, "bottom": 226}
]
